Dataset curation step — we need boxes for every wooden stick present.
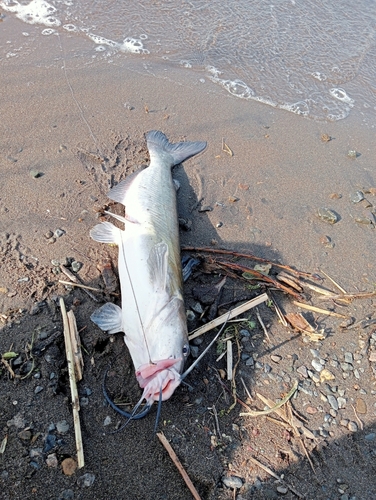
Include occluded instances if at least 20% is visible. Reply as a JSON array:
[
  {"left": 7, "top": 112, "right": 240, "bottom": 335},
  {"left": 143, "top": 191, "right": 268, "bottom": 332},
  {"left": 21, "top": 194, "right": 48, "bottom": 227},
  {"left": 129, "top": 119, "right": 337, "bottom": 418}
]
[
  {"left": 157, "top": 432, "right": 202, "bottom": 500},
  {"left": 60, "top": 298, "right": 85, "bottom": 469},
  {"left": 226, "top": 340, "right": 233, "bottom": 381},
  {"left": 67, "top": 310, "right": 84, "bottom": 381},
  {"left": 188, "top": 293, "right": 268, "bottom": 340}
]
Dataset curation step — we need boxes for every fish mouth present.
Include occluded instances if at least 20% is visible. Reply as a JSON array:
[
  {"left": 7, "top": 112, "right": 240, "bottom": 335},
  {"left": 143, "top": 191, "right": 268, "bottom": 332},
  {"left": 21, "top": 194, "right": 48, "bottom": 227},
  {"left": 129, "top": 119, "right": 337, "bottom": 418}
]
[{"left": 140, "top": 367, "right": 181, "bottom": 404}]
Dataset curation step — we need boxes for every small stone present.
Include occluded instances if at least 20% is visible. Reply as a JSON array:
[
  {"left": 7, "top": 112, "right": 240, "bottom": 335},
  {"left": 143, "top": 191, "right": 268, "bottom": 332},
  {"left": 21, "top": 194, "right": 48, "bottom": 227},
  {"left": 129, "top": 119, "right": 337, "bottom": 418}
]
[
  {"left": 317, "top": 207, "right": 338, "bottom": 224},
  {"left": 58, "top": 489, "right": 74, "bottom": 500},
  {"left": 222, "top": 475, "right": 243, "bottom": 489},
  {"left": 347, "top": 421, "right": 358, "bottom": 432},
  {"left": 270, "top": 354, "right": 282, "bottom": 363},
  {"left": 29, "top": 169, "right": 43, "bottom": 178},
  {"left": 54, "top": 229, "right": 65, "bottom": 238},
  {"left": 344, "top": 352, "right": 353, "bottom": 363},
  {"left": 365, "top": 433, "right": 376, "bottom": 441},
  {"left": 320, "top": 368, "right": 335, "bottom": 382},
  {"left": 45, "top": 230, "right": 54, "bottom": 239},
  {"left": 276, "top": 486, "right": 288, "bottom": 494},
  {"left": 306, "top": 406, "right": 317, "bottom": 415},
  {"left": 18, "top": 429, "right": 32, "bottom": 441},
  {"left": 43, "top": 434, "right": 56, "bottom": 453},
  {"left": 56, "top": 420, "right": 70, "bottom": 434},
  {"left": 245, "top": 357, "right": 254, "bottom": 367},
  {"left": 341, "top": 362, "right": 353, "bottom": 372},
  {"left": 34, "top": 386, "right": 44, "bottom": 394},
  {"left": 347, "top": 150, "right": 359, "bottom": 159},
  {"left": 198, "top": 205, "right": 212, "bottom": 212},
  {"left": 296, "top": 365, "right": 308, "bottom": 378},
  {"left": 337, "top": 397, "right": 347, "bottom": 409},
  {"left": 311, "top": 359, "right": 324, "bottom": 372},
  {"left": 355, "top": 398, "right": 367, "bottom": 414},
  {"left": 216, "top": 222, "right": 223, "bottom": 228},
  {"left": 340, "top": 419, "right": 349, "bottom": 427},
  {"left": 326, "top": 394, "right": 339, "bottom": 411},
  {"left": 103, "top": 416, "right": 111, "bottom": 426},
  {"left": 61, "top": 458, "right": 77, "bottom": 476},
  {"left": 46, "top": 453, "right": 58, "bottom": 468},
  {"left": 350, "top": 191, "right": 364, "bottom": 203},
  {"left": 71, "top": 261, "right": 82, "bottom": 272},
  {"left": 77, "top": 472, "right": 96, "bottom": 487},
  {"left": 190, "top": 346, "right": 199, "bottom": 358}
]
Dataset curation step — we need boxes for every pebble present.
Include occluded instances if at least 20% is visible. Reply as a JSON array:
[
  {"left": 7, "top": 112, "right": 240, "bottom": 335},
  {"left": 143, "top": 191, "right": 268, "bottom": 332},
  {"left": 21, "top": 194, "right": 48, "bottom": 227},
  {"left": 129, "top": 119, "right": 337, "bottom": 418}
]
[
  {"left": 340, "top": 419, "right": 349, "bottom": 427},
  {"left": 296, "top": 365, "right": 308, "bottom": 378},
  {"left": 190, "top": 346, "right": 199, "bottom": 358},
  {"left": 347, "top": 421, "right": 358, "bottom": 432},
  {"left": 276, "top": 486, "right": 288, "bottom": 494},
  {"left": 341, "top": 362, "right": 353, "bottom": 372},
  {"left": 337, "top": 397, "right": 347, "bottom": 409},
  {"left": 56, "top": 420, "right": 70, "bottom": 434},
  {"left": 34, "top": 386, "right": 44, "bottom": 394},
  {"left": 326, "top": 394, "right": 339, "bottom": 411},
  {"left": 344, "top": 352, "right": 353, "bottom": 363},
  {"left": 46, "top": 453, "right": 58, "bottom": 468},
  {"left": 54, "top": 229, "right": 66, "bottom": 238},
  {"left": 71, "top": 261, "right": 82, "bottom": 272},
  {"left": 18, "top": 429, "right": 32, "bottom": 441},
  {"left": 270, "top": 354, "right": 282, "bottom": 363},
  {"left": 43, "top": 434, "right": 56, "bottom": 453},
  {"left": 365, "top": 433, "right": 376, "bottom": 441},
  {"left": 77, "top": 472, "right": 96, "bottom": 488},
  {"left": 311, "top": 359, "right": 324, "bottom": 372},
  {"left": 61, "top": 457, "right": 77, "bottom": 476},
  {"left": 58, "top": 489, "right": 74, "bottom": 500},
  {"left": 222, "top": 475, "right": 243, "bottom": 489},
  {"left": 30, "top": 448, "right": 43, "bottom": 459},
  {"left": 29, "top": 169, "right": 43, "bottom": 178},
  {"left": 103, "top": 416, "right": 111, "bottom": 426},
  {"left": 355, "top": 398, "right": 367, "bottom": 414}
]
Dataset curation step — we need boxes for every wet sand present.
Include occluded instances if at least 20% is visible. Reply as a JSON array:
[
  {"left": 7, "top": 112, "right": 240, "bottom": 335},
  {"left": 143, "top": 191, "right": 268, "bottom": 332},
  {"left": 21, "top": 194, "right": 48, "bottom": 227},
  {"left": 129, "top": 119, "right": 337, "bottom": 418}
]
[{"left": 1, "top": 15, "right": 376, "bottom": 500}]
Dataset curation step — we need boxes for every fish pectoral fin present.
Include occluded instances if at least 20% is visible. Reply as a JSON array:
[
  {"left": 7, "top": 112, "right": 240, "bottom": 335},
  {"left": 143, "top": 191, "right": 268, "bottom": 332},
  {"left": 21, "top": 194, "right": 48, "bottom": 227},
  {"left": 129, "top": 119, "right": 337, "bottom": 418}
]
[
  {"left": 148, "top": 242, "right": 169, "bottom": 293},
  {"left": 90, "top": 302, "right": 123, "bottom": 334},
  {"left": 90, "top": 221, "right": 121, "bottom": 244}
]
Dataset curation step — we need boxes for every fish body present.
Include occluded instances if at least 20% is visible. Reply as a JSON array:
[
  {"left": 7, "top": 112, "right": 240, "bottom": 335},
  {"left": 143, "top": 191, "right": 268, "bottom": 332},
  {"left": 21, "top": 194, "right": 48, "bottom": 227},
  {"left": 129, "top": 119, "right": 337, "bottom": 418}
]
[{"left": 90, "top": 130, "right": 206, "bottom": 407}]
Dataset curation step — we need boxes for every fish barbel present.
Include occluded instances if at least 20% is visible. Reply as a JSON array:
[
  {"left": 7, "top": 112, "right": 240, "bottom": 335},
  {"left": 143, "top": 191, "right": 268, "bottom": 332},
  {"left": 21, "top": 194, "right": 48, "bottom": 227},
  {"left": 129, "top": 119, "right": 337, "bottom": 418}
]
[{"left": 90, "top": 130, "right": 207, "bottom": 414}]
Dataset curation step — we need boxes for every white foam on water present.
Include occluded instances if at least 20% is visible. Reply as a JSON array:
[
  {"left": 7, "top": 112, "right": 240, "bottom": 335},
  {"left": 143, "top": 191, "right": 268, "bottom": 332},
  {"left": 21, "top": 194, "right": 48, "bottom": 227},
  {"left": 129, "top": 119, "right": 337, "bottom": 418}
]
[
  {"left": 86, "top": 33, "right": 149, "bottom": 55},
  {"left": 0, "top": 0, "right": 61, "bottom": 27},
  {"left": 329, "top": 88, "right": 354, "bottom": 106}
]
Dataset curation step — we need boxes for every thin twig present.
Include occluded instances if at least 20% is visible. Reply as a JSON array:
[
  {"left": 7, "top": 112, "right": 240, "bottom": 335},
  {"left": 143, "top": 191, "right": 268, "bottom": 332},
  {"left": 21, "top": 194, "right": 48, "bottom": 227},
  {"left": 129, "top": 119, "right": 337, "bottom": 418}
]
[
  {"left": 320, "top": 269, "right": 347, "bottom": 294},
  {"left": 249, "top": 456, "right": 304, "bottom": 499},
  {"left": 59, "top": 266, "right": 100, "bottom": 302},
  {"left": 157, "top": 432, "right": 202, "bottom": 500},
  {"left": 255, "top": 307, "right": 271, "bottom": 343},
  {"left": 188, "top": 293, "right": 268, "bottom": 340}
]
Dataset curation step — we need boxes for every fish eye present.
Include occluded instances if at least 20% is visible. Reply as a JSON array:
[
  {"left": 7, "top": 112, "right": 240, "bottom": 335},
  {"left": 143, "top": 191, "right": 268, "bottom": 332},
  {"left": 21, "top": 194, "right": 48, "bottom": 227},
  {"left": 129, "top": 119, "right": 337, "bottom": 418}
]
[{"left": 182, "top": 344, "right": 190, "bottom": 357}]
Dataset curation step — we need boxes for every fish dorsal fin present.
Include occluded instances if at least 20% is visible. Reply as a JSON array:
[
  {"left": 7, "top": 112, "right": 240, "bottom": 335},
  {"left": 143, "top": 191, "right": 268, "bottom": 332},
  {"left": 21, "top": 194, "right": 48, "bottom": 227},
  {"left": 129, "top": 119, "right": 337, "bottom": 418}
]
[
  {"left": 146, "top": 130, "right": 207, "bottom": 167},
  {"left": 91, "top": 302, "right": 122, "bottom": 334},
  {"left": 148, "top": 242, "right": 168, "bottom": 293},
  {"left": 107, "top": 167, "right": 146, "bottom": 205},
  {"left": 90, "top": 221, "right": 121, "bottom": 244}
]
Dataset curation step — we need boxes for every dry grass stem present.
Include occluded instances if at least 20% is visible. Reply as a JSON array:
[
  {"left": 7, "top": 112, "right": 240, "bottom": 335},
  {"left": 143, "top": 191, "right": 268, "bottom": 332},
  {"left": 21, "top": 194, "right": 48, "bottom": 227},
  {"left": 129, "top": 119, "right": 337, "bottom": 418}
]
[
  {"left": 157, "top": 432, "right": 202, "bottom": 500},
  {"left": 222, "top": 138, "right": 233, "bottom": 156},
  {"left": 60, "top": 266, "right": 99, "bottom": 302},
  {"left": 60, "top": 298, "right": 85, "bottom": 469},
  {"left": 67, "top": 310, "right": 84, "bottom": 381},
  {"left": 188, "top": 293, "right": 268, "bottom": 340},
  {"left": 320, "top": 269, "right": 347, "bottom": 294},
  {"left": 293, "top": 301, "right": 347, "bottom": 318},
  {"left": 226, "top": 340, "right": 233, "bottom": 381},
  {"left": 255, "top": 307, "right": 271, "bottom": 342},
  {"left": 239, "top": 381, "right": 298, "bottom": 417}
]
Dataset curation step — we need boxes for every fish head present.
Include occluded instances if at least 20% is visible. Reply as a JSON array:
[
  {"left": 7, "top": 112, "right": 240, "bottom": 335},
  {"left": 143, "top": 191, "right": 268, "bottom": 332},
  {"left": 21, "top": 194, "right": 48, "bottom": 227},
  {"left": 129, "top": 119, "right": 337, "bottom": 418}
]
[{"left": 136, "top": 357, "right": 185, "bottom": 404}]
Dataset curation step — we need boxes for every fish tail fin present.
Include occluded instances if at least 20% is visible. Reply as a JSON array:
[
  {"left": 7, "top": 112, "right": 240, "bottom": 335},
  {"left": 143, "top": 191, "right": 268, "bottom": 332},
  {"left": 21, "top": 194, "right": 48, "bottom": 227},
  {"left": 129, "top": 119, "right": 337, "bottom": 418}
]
[
  {"left": 90, "top": 221, "right": 122, "bottom": 244},
  {"left": 146, "top": 130, "right": 206, "bottom": 167}
]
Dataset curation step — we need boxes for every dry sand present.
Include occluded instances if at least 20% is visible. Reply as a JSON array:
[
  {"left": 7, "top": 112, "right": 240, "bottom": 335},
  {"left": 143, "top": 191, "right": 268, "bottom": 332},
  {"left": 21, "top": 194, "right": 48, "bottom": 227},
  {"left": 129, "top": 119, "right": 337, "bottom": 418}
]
[{"left": 1, "top": 16, "right": 376, "bottom": 500}]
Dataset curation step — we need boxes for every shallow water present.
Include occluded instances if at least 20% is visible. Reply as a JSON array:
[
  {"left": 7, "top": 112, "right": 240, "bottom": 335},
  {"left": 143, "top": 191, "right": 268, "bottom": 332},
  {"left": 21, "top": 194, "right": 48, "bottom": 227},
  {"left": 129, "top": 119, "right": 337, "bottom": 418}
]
[{"left": 1, "top": 0, "right": 376, "bottom": 122}]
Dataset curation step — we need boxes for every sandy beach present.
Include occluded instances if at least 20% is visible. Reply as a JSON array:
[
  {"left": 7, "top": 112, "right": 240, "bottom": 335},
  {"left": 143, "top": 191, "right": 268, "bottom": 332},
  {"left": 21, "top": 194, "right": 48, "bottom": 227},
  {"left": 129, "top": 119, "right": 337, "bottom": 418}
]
[{"left": 1, "top": 14, "right": 376, "bottom": 500}]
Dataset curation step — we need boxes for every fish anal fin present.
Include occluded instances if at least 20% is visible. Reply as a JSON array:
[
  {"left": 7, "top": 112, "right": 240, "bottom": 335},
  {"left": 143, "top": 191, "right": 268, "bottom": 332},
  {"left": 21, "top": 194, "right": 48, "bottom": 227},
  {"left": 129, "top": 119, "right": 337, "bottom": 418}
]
[{"left": 91, "top": 302, "right": 122, "bottom": 333}]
